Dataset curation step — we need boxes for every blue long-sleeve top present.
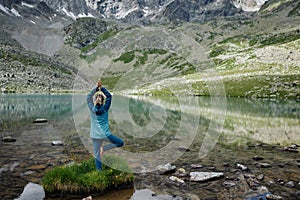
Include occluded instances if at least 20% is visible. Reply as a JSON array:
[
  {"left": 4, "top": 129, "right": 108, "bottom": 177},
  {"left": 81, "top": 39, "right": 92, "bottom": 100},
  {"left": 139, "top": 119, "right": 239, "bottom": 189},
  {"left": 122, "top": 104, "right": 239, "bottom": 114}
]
[{"left": 87, "top": 87, "right": 112, "bottom": 139}]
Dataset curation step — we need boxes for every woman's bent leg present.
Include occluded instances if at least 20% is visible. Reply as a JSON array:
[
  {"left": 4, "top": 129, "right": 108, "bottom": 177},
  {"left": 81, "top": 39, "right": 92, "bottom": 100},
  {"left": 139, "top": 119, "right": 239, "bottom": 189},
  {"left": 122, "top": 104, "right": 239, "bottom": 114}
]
[
  {"left": 92, "top": 138, "right": 103, "bottom": 171},
  {"left": 103, "top": 134, "right": 124, "bottom": 152}
]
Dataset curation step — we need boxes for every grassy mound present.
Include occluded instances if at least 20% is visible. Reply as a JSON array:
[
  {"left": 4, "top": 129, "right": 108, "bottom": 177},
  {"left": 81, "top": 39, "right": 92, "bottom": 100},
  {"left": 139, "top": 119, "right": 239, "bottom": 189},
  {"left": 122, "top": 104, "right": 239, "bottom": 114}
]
[{"left": 42, "top": 155, "right": 134, "bottom": 196}]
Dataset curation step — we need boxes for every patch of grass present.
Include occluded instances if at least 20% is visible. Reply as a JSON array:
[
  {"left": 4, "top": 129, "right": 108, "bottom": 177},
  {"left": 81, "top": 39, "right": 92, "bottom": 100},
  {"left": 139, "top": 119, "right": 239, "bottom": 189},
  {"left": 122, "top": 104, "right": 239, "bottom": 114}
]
[
  {"left": 101, "top": 75, "right": 123, "bottom": 90},
  {"left": 113, "top": 51, "right": 135, "bottom": 63},
  {"left": 209, "top": 46, "right": 227, "bottom": 57},
  {"left": 288, "top": 1, "right": 300, "bottom": 16},
  {"left": 42, "top": 155, "right": 134, "bottom": 195},
  {"left": 224, "top": 74, "right": 300, "bottom": 99},
  {"left": 81, "top": 30, "right": 119, "bottom": 54},
  {"left": 249, "top": 31, "right": 300, "bottom": 47}
]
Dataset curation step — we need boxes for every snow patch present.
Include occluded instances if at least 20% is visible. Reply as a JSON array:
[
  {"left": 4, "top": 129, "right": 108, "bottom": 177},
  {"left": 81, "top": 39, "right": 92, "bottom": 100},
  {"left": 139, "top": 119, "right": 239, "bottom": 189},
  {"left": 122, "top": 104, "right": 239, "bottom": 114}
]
[
  {"left": 78, "top": 13, "right": 95, "bottom": 18},
  {"left": 11, "top": 8, "right": 22, "bottom": 17},
  {"left": 116, "top": 6, "right": 139, "bottom": 19},
  {"left": 0, "top": 4, "right": 11, "bottom": 15},
  {"left": 61, "top": 7, "right": 76, "bottom": 20},
  {"left": 21, "top": 2, "right": 35, "bottom": 8},
  {"left": 232, "top": 0, "right": 268, "bottom": 12},
  {"left": 30, "top": 20, "right": 36, "bottom": 24}
]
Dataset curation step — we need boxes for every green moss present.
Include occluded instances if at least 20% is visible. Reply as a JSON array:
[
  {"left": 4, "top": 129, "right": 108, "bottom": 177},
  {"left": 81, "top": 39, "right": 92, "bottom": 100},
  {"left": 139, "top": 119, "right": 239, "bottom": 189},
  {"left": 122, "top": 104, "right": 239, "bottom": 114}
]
[
  {"left": 113, "top": 51, "right": 135, "bottom": 63},
  {"left": 42, "top": 155, "right": 134, "bottom": 195}
]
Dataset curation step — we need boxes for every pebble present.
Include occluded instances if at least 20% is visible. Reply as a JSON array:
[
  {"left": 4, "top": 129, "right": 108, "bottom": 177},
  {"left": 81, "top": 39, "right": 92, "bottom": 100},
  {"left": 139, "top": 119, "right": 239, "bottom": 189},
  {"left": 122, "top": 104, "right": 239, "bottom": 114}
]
[
  {"left": 191, "top": 164, "right": 203, "bottom": 169},
  {"left": 237, "top": 164, "right": 248, "bottom": 171},
  {"left": 284, "top": 181, "right": 295, "bottom": 188},
  {"left": 266, "top": 193, "right": 283, "bottom": 200},
  {"left": 257, "top": 174, "right": 264, "bottom": 180},
  {"left": 178, "top": 146, "right": 191, "bottom": 152},
  {"left": 223, "top": 181, "right": 236, "bottom": 187},
  {"left": 255, "top": 162, "right": 272, "bottom": 168},
  {"left": 252, "top": 156, "right": 264, "bottom": 161}
]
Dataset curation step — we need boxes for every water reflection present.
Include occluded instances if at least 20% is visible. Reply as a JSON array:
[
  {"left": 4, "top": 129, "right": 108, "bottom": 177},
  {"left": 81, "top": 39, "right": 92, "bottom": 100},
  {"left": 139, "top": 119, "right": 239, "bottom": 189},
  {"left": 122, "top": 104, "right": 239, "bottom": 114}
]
[{"left": 0, "top": 94, "right": 72, "bottom": 124}]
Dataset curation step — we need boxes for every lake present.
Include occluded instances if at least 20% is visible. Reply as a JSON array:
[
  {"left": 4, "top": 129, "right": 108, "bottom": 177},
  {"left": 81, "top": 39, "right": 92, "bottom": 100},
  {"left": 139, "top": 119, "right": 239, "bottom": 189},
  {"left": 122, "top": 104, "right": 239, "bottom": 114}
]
[{"left": 0, "top": 93, "right": 299, "bottom": 199}]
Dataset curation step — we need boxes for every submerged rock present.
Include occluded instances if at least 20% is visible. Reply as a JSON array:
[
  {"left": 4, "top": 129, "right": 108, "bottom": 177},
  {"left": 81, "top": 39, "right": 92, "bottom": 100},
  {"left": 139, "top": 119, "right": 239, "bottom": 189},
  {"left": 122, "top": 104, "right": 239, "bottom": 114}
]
[
  {"left": 33, "top": 118, "right": 48, "bottom": 123},
  {"left": 255, "top": 163, "right": 272, "bottom": 168},
  {"left": 223, "top": 181, "right": 236, "bottom": 187},
  {"left": 237, "top": 164, "right": 248, "bottom": 171},
  {"left": 2, "top": 136, "right": 16, "bottom": 142},
  {"left": 253, "top": 156, "right": 264, "bottom": 161},
  {"left": 266, "top": 193, "right": 283, "bottom": 199},
  {"left": 51, "top": 140, "right": 63, "bottom": 146},
  {"left": 284, "top": 181, "right": 295, "bottom": 188},
  {"left": 190, "top": 172, "right": 224, "bottom": 182}
]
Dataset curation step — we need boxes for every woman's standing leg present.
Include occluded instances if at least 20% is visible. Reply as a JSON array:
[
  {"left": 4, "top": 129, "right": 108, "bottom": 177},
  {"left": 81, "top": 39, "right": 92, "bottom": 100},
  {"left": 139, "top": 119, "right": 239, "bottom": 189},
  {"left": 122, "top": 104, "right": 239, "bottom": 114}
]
[{"left": 92, "top": 138, "right": 103, "bottom": 171}]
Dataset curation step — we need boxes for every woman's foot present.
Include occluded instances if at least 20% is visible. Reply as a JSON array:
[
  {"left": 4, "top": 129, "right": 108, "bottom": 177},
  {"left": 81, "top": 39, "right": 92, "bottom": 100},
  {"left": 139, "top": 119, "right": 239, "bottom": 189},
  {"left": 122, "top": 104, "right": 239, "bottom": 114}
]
[{"left": 100, "top": 146, "right": 104, "bottom": 158}]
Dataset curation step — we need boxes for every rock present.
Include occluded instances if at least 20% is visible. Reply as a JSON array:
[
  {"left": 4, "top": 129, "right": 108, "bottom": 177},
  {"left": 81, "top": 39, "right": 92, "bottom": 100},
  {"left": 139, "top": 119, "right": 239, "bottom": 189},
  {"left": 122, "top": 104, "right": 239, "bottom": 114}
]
[
  {"left": 33, "top": 118, "right": 48, "bottom": 123},
  {"left": 2, "top": 136, "right": 17, "bottom": 142},
  {"left": 223, "top": 181, "right": 236, "bottom": 187},
  {"left": 15, "top": 182, "right": 45, "bottom": 200},
  {"left": 266, "top": 193, "right": 283, "bottom": 200},
  {"left": 207, "top": 167, "right": 216, "bottom": 170},
  {"left": 255, "top": 163, "right": 272, "bottom": 168},
  {"left": 257, "top": 174, "right": 264, "bottom": 180},
  {"left": 82, "top": 196, "right": 92, "bottom": 200},
  {"left": 244, "top": 174, "right": 256, "bottom": 178},
  {"left": 178, "top": 146, "right": 191, "bottom": 152},
  {"left": 174, "top": 168, "right": 188, "bottom": 177},
  {"left": 191, "top": 164, "right": 203, "bottom": 169},
  {"left": 190, "top": 172, "right": 224, "bottom": 182},
  {"left": 51, "top": 140, "right": 63, "bottom": 146},
  {"left": 178, "top": 168, "right": 186, "bottom": 174},
  {"left": 284, "top": 181, "right": 295, "bottom": 188},
  {"left": 237, "top": 164, "right": 248, "bottom": 171},
  {"left": 157, "top": 163, "right": 176, "bottom": 174},
  {"left": 253, "top": 156, "right": 264, "bottom": 161},
  {"left": 169, "top": 176, "right": 185, "bottom": 184},
  {"left": 28, "top": 164, "right": 46, "bottom": 170}
]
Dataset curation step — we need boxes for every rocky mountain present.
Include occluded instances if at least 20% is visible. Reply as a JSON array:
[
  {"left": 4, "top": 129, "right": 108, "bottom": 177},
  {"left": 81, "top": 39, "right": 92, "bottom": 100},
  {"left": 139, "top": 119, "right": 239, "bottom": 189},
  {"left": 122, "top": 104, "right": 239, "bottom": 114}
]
[
  {"left": 0, "top": 0, "right": 299, "bottom": 97},
  {"left": 0, "top": 0, "right": 269, "bottom": 24}
]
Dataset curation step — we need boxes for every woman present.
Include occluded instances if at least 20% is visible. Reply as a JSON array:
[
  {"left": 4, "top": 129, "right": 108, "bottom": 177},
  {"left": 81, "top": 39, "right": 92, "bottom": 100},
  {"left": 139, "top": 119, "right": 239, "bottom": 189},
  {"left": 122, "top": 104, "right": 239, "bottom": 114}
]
[{"left": 87, "top": 80, "right": 124, "bottom": 171}]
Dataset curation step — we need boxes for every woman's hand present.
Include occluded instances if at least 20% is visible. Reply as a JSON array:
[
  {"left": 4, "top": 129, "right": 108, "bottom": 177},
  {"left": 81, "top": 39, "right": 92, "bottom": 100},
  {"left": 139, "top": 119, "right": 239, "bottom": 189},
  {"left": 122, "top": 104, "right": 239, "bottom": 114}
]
[{"left": 97, "top": 80, "right": 102, "bottom": 89}]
